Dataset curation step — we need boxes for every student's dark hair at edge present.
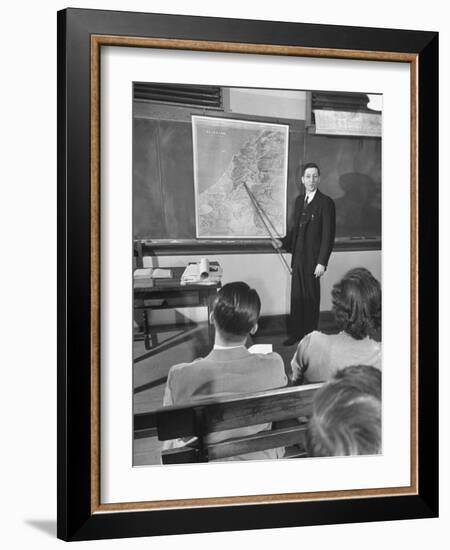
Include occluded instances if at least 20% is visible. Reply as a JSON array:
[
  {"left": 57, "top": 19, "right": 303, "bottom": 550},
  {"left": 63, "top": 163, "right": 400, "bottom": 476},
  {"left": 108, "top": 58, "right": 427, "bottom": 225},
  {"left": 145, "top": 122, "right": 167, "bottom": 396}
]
[
  {"left": 306, "top": 365, "right": 382, "bottom": 457},
  {"left": 331, "top": 267, "right": 381, "bottom": 340},
  {"left": 212, "top": 282, "right": 261, "bottom": 342}
]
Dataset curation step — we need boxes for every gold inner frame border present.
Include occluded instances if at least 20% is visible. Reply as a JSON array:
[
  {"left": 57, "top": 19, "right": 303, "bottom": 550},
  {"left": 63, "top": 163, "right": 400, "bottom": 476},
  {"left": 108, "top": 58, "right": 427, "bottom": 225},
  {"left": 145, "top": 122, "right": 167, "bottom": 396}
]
[{"left": 89, "top": 35, "right": 419, "bottom": 514}]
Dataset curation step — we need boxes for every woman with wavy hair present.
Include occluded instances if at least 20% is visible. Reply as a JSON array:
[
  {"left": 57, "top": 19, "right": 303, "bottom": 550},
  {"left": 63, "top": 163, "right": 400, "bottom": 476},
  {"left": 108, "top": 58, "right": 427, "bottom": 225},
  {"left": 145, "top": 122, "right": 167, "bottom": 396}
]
[{"left": 290, "top": 267, "right": 381, "bottom": 384}]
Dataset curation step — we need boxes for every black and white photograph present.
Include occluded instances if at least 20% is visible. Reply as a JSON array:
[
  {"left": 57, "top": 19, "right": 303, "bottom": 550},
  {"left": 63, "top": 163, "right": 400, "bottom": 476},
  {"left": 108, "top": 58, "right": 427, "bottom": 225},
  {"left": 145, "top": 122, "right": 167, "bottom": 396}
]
[{"left": 132, "top": 83, "right": 382, "bottom": 466}]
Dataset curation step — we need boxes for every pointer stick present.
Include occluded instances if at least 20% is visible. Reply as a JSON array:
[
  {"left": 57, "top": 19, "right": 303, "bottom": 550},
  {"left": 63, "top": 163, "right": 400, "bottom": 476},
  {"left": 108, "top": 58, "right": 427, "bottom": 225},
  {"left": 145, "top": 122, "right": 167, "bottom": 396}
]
[
  {"left": 244, "top": 183, "right": 284, "bottom": 241},
  {"left": 242, "top": 182, "right": 283, "bottom": 246},
  {"left": 242, "top": 182, "right": 292, "bottom": 275}
]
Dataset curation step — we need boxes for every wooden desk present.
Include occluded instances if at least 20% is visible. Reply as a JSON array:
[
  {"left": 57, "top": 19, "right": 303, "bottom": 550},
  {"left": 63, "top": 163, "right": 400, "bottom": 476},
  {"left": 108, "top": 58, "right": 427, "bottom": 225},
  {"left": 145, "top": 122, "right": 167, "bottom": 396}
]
[{"left": 134, "top": 267, "right": 220, "bottom": 350}]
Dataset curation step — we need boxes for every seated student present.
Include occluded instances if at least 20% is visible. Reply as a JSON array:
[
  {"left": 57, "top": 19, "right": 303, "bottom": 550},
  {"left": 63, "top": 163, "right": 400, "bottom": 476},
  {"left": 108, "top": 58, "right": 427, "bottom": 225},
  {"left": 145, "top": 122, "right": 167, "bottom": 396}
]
[
  {"left": 291, "top": 267, "right": 381, "bottom": 384},
  {"left": 306, "top": 365, "right": 381, "bottom": 457},
  {"left": 163, "top": 281, "right": 288, "bottom": 461}
]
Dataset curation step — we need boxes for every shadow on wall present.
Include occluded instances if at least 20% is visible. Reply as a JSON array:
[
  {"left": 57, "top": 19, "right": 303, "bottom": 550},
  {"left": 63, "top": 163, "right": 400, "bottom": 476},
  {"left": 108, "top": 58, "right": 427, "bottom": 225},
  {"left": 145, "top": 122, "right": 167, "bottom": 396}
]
[{"left": 335, "top": 172, "right": 381, "bottom": 238}]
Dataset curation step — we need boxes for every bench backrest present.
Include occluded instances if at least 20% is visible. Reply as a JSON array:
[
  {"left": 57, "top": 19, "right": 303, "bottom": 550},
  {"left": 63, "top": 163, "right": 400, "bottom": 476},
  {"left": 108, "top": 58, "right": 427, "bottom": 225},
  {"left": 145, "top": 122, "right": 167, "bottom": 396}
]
[{"left": 135, "top": 384, "right": 322, "bottom": 463}]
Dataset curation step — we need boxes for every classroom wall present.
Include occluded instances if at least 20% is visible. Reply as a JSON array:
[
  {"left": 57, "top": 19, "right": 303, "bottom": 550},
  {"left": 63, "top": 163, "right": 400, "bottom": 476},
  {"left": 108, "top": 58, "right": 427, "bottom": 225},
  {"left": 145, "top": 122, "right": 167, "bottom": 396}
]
[
  {"left": 228, "top": 88, "right": 307, "bottom": 119},
  {"left": 138, "top": 85, "right": 380, "bottom": 322},
  {"left": 134, "top": 87, "right": 309, "bottom": 241},
  {"left": 138, "top": 82, "right": 380, "bottom": 322},
  {"left": 143, "top": 249, "right": 381, "bottom": 320}
]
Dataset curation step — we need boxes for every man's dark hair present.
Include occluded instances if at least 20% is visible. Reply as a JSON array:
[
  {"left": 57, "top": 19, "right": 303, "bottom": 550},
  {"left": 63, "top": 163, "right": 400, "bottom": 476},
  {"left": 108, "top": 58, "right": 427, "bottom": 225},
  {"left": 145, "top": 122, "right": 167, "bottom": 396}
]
[
  {"left": 331, "top": 267, "right": 381, "bottom": 340},
  {"left": 306, "top": 365, "right": 382, "bottom": 457},
  {"left": 301, "top": 162, "right": 321, "bottom": 177},
  {"left": 212, "top": 282, "right": 261, "bottom": 342}
]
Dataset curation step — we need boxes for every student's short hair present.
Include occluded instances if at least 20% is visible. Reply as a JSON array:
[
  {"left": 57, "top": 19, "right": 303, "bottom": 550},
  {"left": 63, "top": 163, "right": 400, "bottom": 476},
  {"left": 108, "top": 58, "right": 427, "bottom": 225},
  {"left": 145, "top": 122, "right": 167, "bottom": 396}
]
[
  {"left": 212, "top": 282, "right": 261, "bottom": 342},
  {"left": 331, "top": 267, "right": 381, "bottom": 340},
  {"left": 306, "top": 365, "right": 382, "bottom": 457},
  {"left": 301, "top": 162, "right": 321, "bottom": 177}
]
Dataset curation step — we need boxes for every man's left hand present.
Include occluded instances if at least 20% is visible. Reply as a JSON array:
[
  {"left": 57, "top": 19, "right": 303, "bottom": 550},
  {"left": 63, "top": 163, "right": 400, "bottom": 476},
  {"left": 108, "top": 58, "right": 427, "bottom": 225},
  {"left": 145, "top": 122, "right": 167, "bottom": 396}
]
[{"left": 314, "top": 264, "right": 326, "bottom": 278}]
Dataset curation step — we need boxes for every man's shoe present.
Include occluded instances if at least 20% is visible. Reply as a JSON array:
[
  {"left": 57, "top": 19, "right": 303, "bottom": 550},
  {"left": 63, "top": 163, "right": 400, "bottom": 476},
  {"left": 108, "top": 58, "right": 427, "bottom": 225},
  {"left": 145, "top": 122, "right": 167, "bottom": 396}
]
[{"left": 283, "top": 337, "right": 298, "bottom": 346}]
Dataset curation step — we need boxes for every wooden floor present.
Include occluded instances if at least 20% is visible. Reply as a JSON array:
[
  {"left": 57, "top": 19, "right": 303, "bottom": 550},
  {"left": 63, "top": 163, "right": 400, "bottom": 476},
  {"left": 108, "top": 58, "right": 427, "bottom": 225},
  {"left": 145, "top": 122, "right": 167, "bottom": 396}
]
[{"left": 133, "top": 313, "right": 338, "bottom": 466}]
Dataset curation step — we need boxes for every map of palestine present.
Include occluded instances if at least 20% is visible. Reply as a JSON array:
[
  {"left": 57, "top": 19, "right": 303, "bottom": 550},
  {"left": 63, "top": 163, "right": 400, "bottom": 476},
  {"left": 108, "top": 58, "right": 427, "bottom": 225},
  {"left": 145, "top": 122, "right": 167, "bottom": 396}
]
[{"left": 192, "top": 116, "right": 289, "bottom": 238}]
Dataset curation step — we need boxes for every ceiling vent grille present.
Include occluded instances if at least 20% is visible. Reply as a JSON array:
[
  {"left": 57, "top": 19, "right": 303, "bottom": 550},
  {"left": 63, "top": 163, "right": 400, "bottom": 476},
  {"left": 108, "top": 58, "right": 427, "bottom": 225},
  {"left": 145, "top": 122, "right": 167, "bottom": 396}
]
[
  {"left": 134, "top": 82, "right": 223, "bottom": 109},
  {"left": 312, "top": 91, "right": 371, "bottom": 112}
]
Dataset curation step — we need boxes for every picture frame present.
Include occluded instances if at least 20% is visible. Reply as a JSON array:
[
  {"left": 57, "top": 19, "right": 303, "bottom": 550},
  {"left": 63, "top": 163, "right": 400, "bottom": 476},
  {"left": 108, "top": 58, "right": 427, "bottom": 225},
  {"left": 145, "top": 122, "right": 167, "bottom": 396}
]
[{"left": 57, "top": 7, "right": 438, "bottom": 541}]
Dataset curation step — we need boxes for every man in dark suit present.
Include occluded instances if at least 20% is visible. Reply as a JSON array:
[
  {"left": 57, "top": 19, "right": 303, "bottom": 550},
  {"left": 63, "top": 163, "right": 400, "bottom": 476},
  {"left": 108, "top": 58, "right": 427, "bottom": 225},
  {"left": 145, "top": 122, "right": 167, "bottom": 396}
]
[{"left": 277, "top": 162, "right": 336, "bottom": 346}]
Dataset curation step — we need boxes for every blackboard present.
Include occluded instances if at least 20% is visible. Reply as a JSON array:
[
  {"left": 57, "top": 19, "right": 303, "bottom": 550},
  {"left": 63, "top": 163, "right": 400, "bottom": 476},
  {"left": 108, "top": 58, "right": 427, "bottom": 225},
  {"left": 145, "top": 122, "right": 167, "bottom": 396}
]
[
  {"left": 304, "top": 134, "right": 381, "bottom": 241},
  {"left": 133, "top": 114, "right": 305, "bottom": 241},
  {"left": 134, "top": 118, "right": 196, "bottom": 239},
  {"left": 133, "top": 114, "right": 381, "bottom": 247}
]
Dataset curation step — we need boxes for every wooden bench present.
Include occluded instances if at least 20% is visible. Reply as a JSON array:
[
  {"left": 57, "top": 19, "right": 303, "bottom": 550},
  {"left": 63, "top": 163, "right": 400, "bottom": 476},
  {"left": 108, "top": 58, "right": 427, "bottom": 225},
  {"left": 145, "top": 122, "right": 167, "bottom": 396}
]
[{"left": 134, "top": 384, "right": 322, "bottom": 464}]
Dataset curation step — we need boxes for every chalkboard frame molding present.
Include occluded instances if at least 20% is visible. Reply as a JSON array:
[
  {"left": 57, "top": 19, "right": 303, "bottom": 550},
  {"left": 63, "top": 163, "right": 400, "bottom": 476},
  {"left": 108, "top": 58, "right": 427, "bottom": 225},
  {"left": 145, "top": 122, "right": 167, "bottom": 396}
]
[{"left": 134, "top": 237, "right": 382, "bottom": 257}]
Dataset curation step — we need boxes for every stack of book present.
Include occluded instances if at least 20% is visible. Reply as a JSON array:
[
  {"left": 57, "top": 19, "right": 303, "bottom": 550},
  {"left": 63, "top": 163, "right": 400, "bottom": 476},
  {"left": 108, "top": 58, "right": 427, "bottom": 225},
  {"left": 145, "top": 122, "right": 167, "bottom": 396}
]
[
  {"left": 133, "top": 267, "right": 173, "bottom": 287},
  {"left": 134, "top": 268, "right": 153, "bottom": 288}
]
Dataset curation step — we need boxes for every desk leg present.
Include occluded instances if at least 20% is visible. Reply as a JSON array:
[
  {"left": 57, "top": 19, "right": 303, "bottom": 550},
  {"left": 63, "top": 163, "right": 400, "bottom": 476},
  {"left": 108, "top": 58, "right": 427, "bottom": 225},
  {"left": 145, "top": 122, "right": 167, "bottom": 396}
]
[
  {"left": 204, "top": 290, "right": 216, "bottom": 349},
  {"left": 143, "top": 309, "right": 151, "bottom": 350}
]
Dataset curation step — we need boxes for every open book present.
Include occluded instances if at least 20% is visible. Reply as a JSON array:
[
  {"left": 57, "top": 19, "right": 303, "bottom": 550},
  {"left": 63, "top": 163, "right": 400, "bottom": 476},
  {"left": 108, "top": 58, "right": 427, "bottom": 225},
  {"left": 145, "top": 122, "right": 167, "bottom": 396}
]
[{"left": 133, "top": 267, "right": 173, "bottom": 279}]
